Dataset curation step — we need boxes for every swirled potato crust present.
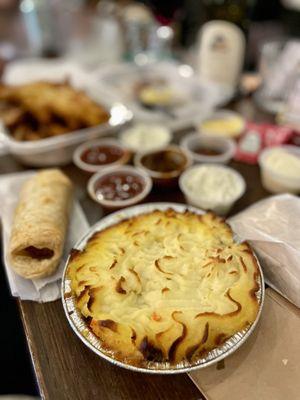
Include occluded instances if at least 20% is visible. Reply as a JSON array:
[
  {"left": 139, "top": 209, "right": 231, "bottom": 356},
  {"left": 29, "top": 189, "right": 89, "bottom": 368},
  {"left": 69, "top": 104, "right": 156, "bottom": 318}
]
[{"left": 67, "top": 210, "right": 259, "bottom": 367}]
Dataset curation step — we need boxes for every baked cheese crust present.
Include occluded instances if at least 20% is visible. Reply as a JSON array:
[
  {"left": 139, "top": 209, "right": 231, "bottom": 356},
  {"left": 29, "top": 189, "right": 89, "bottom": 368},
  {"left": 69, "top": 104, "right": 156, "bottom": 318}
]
[{"left": 67, "top": 210, "right": 259, "bottom": 367}]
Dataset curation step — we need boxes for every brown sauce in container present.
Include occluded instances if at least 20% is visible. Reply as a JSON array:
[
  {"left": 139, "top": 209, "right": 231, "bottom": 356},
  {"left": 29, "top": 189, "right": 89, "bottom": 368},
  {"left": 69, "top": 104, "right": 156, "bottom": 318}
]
[
  {"left": 81, "top": 145, "right": 124, "bottom": 166},
  {"left": 94, "top": 172, "right": 145, "bottom": 202},
  {"left": 141, "top": 149, "right": 186, "bottom": 173},
  {"left": 193, "top": 146, "right": 222, "bottom": 156}
]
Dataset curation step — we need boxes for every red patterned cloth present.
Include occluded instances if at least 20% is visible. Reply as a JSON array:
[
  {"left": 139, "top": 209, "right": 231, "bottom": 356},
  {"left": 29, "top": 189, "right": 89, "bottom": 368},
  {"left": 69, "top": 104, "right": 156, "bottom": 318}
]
[{"left": 234, "top": 122, "right": 295, "bottom": 164}]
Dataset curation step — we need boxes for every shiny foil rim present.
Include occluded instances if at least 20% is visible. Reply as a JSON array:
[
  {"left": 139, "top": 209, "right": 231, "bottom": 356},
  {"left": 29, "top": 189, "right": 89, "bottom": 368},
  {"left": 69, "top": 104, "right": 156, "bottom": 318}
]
[{"left": 62, "top": 202, "right": 265, "bottom": 374}]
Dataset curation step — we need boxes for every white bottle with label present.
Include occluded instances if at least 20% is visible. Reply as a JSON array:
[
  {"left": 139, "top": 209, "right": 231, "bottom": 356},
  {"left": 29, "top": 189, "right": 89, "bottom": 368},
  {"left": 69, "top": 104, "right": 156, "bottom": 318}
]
[{"left": 196, "top": 20, "right": 245, "bottom": 88}]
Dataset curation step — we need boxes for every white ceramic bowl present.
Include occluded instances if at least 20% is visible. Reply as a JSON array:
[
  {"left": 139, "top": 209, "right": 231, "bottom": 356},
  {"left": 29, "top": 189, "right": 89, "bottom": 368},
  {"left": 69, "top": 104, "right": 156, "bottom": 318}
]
[
  {"left": 87, "top": 165, "right": 152, "bottom": 209},
  {"left": 180, "top": 132, "right": 236, "bottom": 164},
  {"left": 258, "top": 145, "right": 300, "bottom": 194},
  {"left": 73, "top": 139, "right": 130, "bottom": 173},
  {"left": 179, "top": 164, "right": 246, "bottom": 215}
]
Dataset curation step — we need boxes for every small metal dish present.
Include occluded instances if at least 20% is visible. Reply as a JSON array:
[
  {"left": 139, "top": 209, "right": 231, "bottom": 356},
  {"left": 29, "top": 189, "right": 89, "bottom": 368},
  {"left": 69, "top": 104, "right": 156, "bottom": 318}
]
[{"left": 62, "top": 202, "right": 264, "bottom": 374}]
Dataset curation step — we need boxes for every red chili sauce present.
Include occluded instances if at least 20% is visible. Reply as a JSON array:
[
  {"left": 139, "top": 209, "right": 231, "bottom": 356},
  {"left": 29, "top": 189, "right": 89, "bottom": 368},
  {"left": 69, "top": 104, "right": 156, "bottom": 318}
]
[
  {"left": 94, "top": 172, "right": 145, "bottom": 201},
  {"left": 81, "top": 145, "right": 124, "bottom": 166}
]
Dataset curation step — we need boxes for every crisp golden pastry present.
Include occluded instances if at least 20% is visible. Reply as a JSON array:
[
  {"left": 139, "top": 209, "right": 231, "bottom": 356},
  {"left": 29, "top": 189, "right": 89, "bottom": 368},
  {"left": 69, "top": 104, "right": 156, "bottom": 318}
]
[
  {"left": 67, "top": 210, "right": 259, "bottom": 367},
  {"left": 0, "top": 81, "right": 110, "bottom": 141},
  {"left": 9, "top": 169, "right": 73, "bottom": 279}
]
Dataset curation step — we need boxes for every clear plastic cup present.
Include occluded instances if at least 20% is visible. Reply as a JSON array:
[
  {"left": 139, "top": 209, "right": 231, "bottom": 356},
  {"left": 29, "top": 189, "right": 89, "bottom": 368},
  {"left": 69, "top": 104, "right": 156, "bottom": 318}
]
[
  {"left": 87, "top": 165, "right": 152, "bottom": 209},
  {"left": 73, "top": 139, "right": 130, "bottom": 174},
  {"left": 179, "top": 164, "right": 246, "bottom": 215},
  {"left": 259, "top": 145, "right": 300, "bottom": 194},
  {"left": 180, "top": 132, "right": 236, "bottom": 164},
  {"left": 196, "top": 109, "right": 245, "bottom": 139}
]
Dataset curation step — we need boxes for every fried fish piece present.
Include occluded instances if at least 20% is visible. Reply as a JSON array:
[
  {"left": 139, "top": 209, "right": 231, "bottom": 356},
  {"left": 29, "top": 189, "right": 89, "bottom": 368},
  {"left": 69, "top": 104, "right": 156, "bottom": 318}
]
[
  {"left": 0, "top": 106, "right": 25, "bottom": 128},
  {"left": 0, "top": 81, "right": 110, "bottom": 140}
]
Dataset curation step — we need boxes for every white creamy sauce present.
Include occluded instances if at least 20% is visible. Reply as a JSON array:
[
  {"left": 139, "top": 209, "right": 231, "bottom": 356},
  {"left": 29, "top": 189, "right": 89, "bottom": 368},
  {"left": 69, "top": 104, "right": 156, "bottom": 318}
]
[
  {"left": 121, "top": 124, "right": 170, "bottom": 152},
  {"left": 265, "top": 149, "right": 300, "bottom": 178},
  {"left": 185, "top": 165, "right": 242, "bottom": 203}
]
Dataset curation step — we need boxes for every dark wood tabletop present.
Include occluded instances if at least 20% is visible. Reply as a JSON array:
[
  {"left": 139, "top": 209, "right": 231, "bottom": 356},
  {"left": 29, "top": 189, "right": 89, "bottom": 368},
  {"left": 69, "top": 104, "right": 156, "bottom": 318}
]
[{"left": 1, "top": 98, "right": 272, "bottom": 400}]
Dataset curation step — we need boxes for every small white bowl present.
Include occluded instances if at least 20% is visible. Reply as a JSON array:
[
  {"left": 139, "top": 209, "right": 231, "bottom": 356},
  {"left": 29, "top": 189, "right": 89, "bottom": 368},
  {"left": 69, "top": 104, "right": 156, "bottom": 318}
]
[
  {"left": 119, "top": 123, "right": 172, "bottom": 153},
  {"left": 258, "top": 145, "right": 300, "bottom": 194},
  {"left": 179, "top": 164, "right": 246, "bottom": 215},
  {"left": 87, "top": 165, "right": 152, "bottom": 209},
  {"left": 73, "top": 139, "right": 130, "bottom": 174},
  {"left": 196, "top": 110, "right": 245, "bottom": 139},
  {"left": 180, "top": 133, "right": 236, "bottom": 164}
]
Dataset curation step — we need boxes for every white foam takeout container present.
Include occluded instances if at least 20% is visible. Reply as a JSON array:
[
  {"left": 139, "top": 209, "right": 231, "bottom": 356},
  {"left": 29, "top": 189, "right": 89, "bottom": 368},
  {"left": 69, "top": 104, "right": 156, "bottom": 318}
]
[{"left": 0, "top": 59, "right": 132, "bottom": 167}]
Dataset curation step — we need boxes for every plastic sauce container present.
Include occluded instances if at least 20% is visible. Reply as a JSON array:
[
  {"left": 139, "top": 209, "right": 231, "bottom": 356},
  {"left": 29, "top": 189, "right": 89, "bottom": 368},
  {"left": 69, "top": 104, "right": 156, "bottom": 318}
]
[
  {"left": 197, "top": 110, "right": 245, "bottom": 139},
  {"left": 179, "top": 164, "right": 246, "bottom": 215},
  {"left": 180, "top": 132, "right": 236, "bottom": 164},
  {"left": 73, "top": 139, "right": 130, "bottom": 173},
  {"left": 134, "top": 145, "right": 192, "bottom": 188},
  {"left": 88, "top": 165, "right": 152, "bottom": 209},
  {"left": 119, "top": 123, "right": 171, "bottom": 153},
  {"left": 259, "top": 145, "right": 300, "bottom": 193}
]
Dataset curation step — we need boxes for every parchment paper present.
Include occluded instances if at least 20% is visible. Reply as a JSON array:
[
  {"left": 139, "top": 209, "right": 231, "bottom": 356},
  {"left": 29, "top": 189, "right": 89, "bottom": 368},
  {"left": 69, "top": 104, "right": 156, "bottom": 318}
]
[
  {"left": 0, "top": 171, "right": 89, "bottom": 302},
  {"left": 229, "top": 194, "right": 300, "bottom": 307},
  {"left": 189, "top": 288, "right": 300, "bottom": 400}
]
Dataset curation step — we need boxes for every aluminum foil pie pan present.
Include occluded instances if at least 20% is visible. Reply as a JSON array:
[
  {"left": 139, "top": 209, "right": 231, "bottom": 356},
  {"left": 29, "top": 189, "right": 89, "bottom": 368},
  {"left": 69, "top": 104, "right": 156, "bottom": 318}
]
[{"left": 62, "top": 202, "right": 265, "bottom": 374}]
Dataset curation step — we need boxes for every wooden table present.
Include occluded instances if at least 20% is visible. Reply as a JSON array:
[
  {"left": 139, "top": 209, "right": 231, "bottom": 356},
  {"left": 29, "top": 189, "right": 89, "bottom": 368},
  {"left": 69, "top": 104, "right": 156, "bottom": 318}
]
[{"left": 1, "top": 98, "right": 271, "bottom": 400}]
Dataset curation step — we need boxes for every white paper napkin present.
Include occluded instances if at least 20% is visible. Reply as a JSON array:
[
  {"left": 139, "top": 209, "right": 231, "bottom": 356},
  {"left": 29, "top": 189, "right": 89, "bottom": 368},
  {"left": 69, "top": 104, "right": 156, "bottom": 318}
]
[
  {"left": 228, "top": 194, "right": 300, "bottom": 307},
  {"left": 0, "top": 171, "right": 89, "bottom": 302}
]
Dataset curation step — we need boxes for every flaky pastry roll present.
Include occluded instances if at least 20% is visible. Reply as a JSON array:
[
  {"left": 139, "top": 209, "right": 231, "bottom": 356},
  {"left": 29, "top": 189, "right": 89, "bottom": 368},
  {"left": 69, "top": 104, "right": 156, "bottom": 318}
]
[{"left": 9, "top": 169, "right": 73, "bottom": 279}]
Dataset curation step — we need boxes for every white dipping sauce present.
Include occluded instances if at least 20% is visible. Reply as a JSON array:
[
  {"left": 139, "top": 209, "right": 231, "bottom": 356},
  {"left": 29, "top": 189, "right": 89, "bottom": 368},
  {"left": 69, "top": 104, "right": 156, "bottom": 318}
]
[
  {"left": 120, "top": 124, "right": 171, "bottom": 153},
  {"left": 180, "top": 164, "right": 245, "bottom": 215},
  {"left": 264, "top": 149, "right": 300, "bottom": 178}
]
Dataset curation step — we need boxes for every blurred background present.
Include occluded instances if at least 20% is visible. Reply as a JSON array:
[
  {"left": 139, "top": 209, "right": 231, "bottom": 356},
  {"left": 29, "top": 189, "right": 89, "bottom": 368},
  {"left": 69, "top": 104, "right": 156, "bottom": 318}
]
[
  {"left": 0, "top": 0, "right": 299, "bottom": 68},
  {"left": 0, "top": 0, "right": 299, "bottom": 398}
]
